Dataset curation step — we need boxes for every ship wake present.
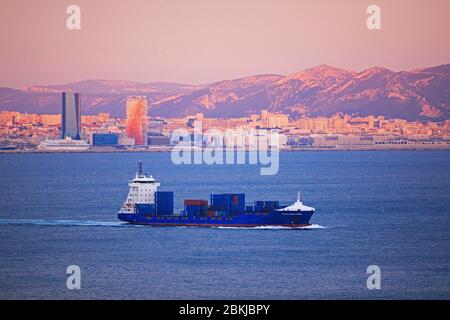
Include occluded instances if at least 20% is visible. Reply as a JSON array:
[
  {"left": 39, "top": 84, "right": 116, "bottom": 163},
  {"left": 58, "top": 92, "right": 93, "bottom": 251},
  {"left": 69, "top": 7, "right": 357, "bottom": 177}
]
[
  {"left": 215, "top": 224, "right": 325, "bottom": 230},
  {"left": 0, "top": 219, "right": 325, "bottom": 230},
  {"left": 0, "top": 218, "right": 135, "bottom": 228}
]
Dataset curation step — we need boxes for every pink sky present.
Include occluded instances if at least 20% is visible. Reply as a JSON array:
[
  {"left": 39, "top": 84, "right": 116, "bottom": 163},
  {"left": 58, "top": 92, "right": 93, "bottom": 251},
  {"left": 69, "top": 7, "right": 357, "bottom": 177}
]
[{"left": 0, "top": 0, "right": 449, "bottom": 88}]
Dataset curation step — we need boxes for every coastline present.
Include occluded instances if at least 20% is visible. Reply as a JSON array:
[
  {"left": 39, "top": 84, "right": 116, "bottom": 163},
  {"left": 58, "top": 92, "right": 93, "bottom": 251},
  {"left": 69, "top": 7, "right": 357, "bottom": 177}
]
[{"left": 1, "top": 145, "right": 450, "bottom": 154}]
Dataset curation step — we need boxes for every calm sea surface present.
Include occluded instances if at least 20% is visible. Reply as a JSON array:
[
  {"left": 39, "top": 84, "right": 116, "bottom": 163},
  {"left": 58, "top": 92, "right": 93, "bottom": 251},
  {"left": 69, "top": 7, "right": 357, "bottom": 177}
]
[{"left": 0, "top": 151, "right": 449, "bottom": 299}]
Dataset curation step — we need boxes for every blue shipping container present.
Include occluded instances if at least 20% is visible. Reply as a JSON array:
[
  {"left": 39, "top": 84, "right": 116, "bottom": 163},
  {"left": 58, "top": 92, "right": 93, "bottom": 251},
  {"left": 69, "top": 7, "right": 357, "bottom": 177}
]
[
  {"left": 210, "top": 193, "right": 245, "bottom": 215},
  {"left": 185, "top": 204, "right": 207, "bottom": 216},
  {"left": 210, "top": 194, "right": 231, "bottom": 211},
  {"left": 135, "top": 203, "right": 156, "bottom": 214},
  {"left": 155, "top": 191, "right": 174, "bottom": 215},
  {"left": 263, "top": 201, "right": 279, "bottom": 209}
]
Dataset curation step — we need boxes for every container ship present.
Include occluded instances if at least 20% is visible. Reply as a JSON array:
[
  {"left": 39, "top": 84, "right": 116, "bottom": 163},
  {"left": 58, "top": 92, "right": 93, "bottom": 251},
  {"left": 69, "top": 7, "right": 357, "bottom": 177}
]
[{"left": 118, "top": 162, "right": 315, "bottom": 228}]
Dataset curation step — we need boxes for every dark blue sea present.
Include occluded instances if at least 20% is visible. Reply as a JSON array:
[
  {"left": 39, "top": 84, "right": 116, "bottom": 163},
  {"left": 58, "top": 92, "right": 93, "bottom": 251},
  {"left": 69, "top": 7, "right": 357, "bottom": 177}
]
[{"left": 0, "top": 151, "right": 449, "bottom": 299}]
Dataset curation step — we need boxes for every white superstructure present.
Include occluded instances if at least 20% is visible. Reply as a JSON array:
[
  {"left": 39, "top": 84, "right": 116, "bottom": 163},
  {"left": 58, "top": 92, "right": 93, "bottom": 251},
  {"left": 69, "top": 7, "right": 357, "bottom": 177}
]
[
  {"left": 119, "top": 161, "right": 160, "bottom": 214},
  {"left": 277, "top": 192, "right": 315, "bottom": 213},
  {"left": 38, "top": 137, "right": 89, "bottom": 151}
]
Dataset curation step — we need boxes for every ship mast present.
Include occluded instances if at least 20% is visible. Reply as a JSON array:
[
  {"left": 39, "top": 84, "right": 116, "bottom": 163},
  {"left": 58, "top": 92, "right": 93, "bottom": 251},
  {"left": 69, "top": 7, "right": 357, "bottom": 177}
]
[{"left": 137, "top": 161, "right": 143, "bottom": 176}]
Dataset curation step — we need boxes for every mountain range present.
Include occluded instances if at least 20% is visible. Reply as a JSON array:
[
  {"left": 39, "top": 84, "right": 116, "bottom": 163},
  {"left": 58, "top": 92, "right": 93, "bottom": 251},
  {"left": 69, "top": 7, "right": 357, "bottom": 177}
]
[{"left": 1, "top": 64, "right": 449, "bottom": 121}]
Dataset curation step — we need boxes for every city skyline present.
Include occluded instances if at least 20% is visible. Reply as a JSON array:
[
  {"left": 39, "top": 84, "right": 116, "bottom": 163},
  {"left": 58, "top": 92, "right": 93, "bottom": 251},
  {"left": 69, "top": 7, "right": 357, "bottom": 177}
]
[
  {"left": 0, "top": 1, "right": 448, "bottom": 149},
  {"left": 1, "top": 108, "right": 449, "bottom": 152}
]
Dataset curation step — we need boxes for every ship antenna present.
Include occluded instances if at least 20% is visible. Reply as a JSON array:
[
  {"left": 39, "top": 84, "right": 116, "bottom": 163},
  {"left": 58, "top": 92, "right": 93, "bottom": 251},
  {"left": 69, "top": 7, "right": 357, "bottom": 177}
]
[
  {"left": 137, "top": 161, "right": 143, "bottom": 176},
  {"left": 297, "top": 191, "right": 301, "bottom": 203}
]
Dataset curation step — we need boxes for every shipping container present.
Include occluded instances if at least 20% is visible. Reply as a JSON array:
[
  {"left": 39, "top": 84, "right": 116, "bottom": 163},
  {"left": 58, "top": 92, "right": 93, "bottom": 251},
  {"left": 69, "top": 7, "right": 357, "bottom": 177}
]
[
  {"left": 184, "top": 199, "right": 208, "bottom": 206},
  {"left": 215, "top": 210, "right": 230, "bottom": 216},
  {"left": 210, "top": 194, "right": 231, "bottom": 211},
  {"left": 263, "top": 201, "right": 280, "bottom": 209},
  {"left": 210, "top": 193, "right": 245, "bottom": 215},
  {"left": 135, "top": 203, "right": 156, "bottom": 214},
  {"left": 229, "top": 193, "right": 245, "bottom": 215},
  {"left": 184, "top": 198, "right": 208, "bottom": 216},
  {"left": 155, "top": 191, "right": 174, "bottom": 215},
  {"left": 254, "top": 201, "right": 264, "bottom": 210}
]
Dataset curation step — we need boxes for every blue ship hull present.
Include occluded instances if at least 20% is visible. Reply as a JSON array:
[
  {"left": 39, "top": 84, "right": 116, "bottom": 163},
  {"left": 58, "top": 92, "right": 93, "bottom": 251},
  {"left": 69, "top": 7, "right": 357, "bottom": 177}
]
[{"left": 118, "top": 210, "right": 314, "bottom": 228}]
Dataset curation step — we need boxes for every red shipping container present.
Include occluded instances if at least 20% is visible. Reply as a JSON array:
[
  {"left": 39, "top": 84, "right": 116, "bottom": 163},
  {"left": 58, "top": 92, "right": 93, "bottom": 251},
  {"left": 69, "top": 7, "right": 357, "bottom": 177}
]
[{"left": 184, "top": 199, "right": 208, "bottom": 206}]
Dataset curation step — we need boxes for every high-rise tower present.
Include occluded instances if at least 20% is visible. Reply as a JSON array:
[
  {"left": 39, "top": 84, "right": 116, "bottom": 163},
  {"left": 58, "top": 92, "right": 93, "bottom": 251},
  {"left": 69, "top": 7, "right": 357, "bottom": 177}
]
[
  {"left": 126, "top": 96, "right": 148, "bottom": 145},
  {"left": 61, "top": 91, "right": 81, "bottom": 140}
]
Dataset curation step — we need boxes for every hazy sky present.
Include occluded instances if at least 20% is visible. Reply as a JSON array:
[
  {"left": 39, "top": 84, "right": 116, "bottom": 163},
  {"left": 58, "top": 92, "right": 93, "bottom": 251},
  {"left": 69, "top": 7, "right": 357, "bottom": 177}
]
[{"left": 1, "top": 0, "right": 449, "bottom": 88}]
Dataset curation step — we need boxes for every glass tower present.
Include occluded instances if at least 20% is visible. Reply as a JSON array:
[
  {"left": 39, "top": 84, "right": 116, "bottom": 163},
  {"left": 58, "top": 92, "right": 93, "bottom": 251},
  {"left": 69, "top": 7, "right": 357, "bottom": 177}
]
[
  {"left": 126, "top": 96, "right": 148, "bottom": 145},
  {"left": 61, "top": 91, "right": 81, "bottom": 140}
]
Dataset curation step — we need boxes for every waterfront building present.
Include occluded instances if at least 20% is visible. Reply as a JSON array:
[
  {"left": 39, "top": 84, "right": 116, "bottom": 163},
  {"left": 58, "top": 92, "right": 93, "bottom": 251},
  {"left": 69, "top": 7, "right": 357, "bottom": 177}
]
[
  {"left": 118, "top": 136, "right": 136, "bottom": 146},
  {"left": 147, "top": 135, "right": 170, "bottom": 146},
  {"left": 92, "top": 133, "right": 119, "bottom": 147}
]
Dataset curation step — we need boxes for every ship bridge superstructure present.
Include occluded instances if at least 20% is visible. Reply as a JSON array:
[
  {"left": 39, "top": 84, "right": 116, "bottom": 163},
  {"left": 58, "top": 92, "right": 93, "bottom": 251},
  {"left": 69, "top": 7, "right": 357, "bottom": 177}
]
[{"left": 119, "top": 161, "right": 160, "bottom": 213}]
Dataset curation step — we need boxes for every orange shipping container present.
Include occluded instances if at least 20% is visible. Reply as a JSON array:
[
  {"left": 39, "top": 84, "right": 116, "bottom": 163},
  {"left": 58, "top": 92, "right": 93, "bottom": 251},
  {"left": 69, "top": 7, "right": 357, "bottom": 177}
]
[{"left": 184, "top": 199, "right": 208, "bottom": 206}]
